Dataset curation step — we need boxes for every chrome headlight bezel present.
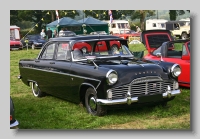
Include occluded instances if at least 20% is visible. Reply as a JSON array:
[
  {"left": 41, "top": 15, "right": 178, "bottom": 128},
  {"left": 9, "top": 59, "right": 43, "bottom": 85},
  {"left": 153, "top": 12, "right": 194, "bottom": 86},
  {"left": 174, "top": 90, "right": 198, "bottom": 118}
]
[
  {"left": 106, "top": 70, "right": 118, "bottom": 85},
  {"left": 171, "top": 64, "right": 181, "bottom": 77}
]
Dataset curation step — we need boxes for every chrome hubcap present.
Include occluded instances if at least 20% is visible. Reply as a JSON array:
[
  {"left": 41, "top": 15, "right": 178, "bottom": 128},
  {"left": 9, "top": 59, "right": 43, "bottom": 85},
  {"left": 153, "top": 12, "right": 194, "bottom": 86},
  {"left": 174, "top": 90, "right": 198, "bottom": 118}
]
[
  {"left": 89, "top": 96, "right": 97, "bottom": 110},
  {"left": 32, "top": 83, "right": 39, "bottom": 96}
]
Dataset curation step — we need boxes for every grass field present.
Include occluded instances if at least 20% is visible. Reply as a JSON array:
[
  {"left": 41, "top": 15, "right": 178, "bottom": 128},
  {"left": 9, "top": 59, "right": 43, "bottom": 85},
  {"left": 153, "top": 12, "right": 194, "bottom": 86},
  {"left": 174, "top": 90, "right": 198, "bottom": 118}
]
[{"left": 10, "top": 45, "right": 190, "bottom": 129}]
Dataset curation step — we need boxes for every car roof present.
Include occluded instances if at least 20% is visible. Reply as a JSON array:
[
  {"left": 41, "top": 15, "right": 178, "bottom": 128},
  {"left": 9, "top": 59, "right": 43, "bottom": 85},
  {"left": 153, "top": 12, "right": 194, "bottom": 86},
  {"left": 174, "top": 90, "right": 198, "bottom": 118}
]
[{"left": 49, "top": 35, "right": 124, "bottom": 42}]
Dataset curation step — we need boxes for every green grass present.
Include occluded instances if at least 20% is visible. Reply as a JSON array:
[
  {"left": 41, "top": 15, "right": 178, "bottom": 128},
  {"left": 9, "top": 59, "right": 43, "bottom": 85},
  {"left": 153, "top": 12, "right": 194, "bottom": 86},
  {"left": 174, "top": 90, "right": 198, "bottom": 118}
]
[{"left": 10, "top": 47, "right": 190, "bottom": 129}]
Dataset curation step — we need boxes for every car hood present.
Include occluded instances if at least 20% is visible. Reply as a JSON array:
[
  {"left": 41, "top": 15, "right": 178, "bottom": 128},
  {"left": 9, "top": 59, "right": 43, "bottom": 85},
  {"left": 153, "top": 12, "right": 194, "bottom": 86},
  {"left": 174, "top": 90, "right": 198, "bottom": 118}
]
[
  {"left": 141, "top": 30, "right": 174, "bottom": 53},
  {"left": 99, "top": 60, "right": 166, "bottom": 86}
]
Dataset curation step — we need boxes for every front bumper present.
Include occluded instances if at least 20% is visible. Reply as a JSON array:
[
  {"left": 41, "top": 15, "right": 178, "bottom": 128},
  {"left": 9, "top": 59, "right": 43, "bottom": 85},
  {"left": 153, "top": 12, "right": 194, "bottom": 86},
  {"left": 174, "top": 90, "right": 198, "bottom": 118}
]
[
  {"left": 10, "top": 120, "right": 19, "bottom": 129},
  {"left": 97, "top": 89, "right": 181, "bottom": 106}
]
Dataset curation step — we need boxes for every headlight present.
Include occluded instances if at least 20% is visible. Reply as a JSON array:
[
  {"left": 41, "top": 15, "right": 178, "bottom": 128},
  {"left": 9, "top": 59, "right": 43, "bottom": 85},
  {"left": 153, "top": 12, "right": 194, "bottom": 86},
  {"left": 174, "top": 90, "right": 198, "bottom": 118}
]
[
  {"left": 106, "top": 70, "right": 118, "bottom": 85},
  {"left": 171, "top": 64, "right": 181, "bottom": 77}
]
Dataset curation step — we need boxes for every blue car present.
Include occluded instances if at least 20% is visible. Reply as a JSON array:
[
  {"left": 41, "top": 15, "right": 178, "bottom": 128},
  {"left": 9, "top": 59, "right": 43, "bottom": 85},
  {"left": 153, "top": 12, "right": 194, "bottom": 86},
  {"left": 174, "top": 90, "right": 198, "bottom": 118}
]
[{"left": 21, "top": 34, "right": 47, "bottom": 49}]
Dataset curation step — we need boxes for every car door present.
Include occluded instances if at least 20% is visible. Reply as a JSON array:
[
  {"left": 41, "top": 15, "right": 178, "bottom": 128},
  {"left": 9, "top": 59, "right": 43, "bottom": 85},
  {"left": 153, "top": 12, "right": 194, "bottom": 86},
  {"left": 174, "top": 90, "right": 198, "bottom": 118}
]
[
  {"left": 49, "top": 42, "right": 72, "bottom": 100},
  {"left": 163, "top": 42, "right": 190, "bottom": 85},
  {"left": 33, "top": 42, "right": 58, "bottom": 95}
]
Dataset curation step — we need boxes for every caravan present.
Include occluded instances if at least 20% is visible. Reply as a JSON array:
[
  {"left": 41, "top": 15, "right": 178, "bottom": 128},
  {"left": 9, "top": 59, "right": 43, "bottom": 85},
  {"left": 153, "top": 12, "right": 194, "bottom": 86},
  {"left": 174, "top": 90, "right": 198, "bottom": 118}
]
[
  {"left": 145, "top": 19, "right": 168, "bottom": 30},
  {"left": 104, "top": 20, "right": 130, "bottom": 34}
]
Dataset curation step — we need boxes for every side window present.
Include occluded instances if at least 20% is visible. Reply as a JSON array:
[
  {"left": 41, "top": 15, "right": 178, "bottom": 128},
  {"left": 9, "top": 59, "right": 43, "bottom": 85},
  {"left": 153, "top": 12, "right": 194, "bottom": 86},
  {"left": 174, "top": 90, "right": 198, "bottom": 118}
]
[
  {"left": 111, "top": 23, "right": 116, "bottom": 28},
  {"left": 56, "top": 42, "right": 71, "bottom": 60},
  {"left": 41, "top": 43, "right": 56, "bottom": 59},
  {"left": 95, "top": 41, "right": 109, "bottom": 55},
  {"left": 152, "top": 23, "right": 156, "bottom": 27},
  {"left": 182, "top": 44, "right": 188, "bottom": 56}
]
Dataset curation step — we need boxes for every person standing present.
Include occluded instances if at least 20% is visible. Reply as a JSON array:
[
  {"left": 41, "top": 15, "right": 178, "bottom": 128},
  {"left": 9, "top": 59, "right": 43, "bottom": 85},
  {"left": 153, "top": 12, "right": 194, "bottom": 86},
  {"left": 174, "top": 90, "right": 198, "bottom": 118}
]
[
  {"left": 46, "top": 28, "right": 53, "bottom": 40},
  {"left": 53, "top": 29, "right": 58, "bottom": 38},
  {"left": 136, "top": 26, "right": 141, "bottom": 33},
  {"left": 40, "top": 29, "right": 46, "bottom": 39}
]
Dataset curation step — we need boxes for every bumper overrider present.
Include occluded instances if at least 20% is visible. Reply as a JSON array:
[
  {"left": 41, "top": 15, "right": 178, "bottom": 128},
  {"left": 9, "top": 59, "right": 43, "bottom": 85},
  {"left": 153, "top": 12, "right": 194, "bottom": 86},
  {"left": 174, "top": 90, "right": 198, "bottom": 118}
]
[{"left": 97, "top": 86, "right": 181, "bottom": 106}]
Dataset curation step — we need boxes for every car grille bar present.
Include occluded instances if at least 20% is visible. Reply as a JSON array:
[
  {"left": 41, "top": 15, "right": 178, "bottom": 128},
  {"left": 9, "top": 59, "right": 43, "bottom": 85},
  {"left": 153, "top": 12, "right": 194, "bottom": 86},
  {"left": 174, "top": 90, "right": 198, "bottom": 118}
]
[{"left": 111, "top": 76, "right": 174, "bottom": 100}]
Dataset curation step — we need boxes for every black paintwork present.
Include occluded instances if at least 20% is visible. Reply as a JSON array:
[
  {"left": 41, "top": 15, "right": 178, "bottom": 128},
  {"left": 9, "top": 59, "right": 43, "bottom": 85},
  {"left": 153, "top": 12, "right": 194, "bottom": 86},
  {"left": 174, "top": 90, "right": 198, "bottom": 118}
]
[{"left": 19, "top": 35, "right": 179, "bottom": 107}]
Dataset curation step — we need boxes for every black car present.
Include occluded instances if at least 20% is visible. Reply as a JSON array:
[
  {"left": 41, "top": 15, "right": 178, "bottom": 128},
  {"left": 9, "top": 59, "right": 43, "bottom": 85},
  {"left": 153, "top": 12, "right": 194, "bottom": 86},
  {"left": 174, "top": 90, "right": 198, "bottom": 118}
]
[
  {"left": 10, "top": 96, "right": 19, "bottom": 129},
  {"left": 18, "top": 34, "right": 181, "bottom": 116},
  {"left": 21, "top": 34, "right": 47, "bottom": 49}
]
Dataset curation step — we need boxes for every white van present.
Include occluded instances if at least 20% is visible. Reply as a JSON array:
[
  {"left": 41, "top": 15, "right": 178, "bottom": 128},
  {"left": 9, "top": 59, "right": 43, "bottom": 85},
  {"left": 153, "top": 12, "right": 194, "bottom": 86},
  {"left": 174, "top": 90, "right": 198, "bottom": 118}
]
[
  {"left": 145, "top": 19, "right": 168, "bottom": 30},
  {"left": 104, "top": 20, "right": 130, "bottom": 34}
]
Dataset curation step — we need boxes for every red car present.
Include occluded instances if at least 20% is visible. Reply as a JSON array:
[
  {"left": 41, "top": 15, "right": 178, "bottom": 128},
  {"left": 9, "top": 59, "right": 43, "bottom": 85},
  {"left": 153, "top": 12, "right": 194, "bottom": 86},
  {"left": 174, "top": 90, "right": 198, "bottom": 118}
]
[
  {"left": 141, "top": 30, "right": 190, "bottom": 88},
  {"left": 10, "top": 36, "right": 23, "bottom": 50},
  {"left": 62, "top": 40, "right": 121, "bottom": 54},
  {"left": 113, "top": 30, "right": 141, "bottom": 39}
]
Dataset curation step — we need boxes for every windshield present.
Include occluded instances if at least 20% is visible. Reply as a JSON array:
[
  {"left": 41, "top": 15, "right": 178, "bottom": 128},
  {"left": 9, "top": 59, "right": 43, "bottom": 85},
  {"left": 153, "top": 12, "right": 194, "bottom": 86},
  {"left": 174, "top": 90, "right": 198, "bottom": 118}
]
[
  {"left": 72, "top": 40, "right": 133, "bottom": 61},
  {"left": 28, "top": 35, "right": 40, "bottom": 40},
  {"left": 187, "top": 42, "right": 190, "bottom": 52},
  {"left": 10, "top": 36, "right": 15, "bottom": 40}
]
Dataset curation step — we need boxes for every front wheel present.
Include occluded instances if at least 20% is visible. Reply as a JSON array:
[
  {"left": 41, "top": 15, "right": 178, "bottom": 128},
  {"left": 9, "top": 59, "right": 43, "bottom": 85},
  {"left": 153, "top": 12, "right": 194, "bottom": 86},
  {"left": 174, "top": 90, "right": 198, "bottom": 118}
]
[
  {"left": 181, "top": 33, "right": 188, "bottom": 40},
  {"left": 85, "top": 88, "right": 107, "bottom": 116},
  {"left": 31, "top": 82, "right": 45, "bottom": 97}
]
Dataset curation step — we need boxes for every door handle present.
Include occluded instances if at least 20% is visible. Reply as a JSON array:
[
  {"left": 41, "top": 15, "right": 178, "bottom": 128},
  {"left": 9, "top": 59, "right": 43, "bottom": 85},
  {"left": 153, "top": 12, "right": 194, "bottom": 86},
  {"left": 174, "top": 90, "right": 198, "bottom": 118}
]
[
  {"left": 50, "top": 62, "right": 55, "bottom": 64},
  {"left": 35, "top": 60, "right": 40, "bottom": 63}
]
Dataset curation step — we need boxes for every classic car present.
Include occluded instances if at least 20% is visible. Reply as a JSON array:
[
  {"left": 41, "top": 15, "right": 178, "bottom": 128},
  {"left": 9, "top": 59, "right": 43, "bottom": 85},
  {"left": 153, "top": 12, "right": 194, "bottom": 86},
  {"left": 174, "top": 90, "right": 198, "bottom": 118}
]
[
  {"left": 10, "top": 96, "right": 19, "bottom": 129},
  {"left": 18, "top": 34, "right": 182, "bottom": 116},
  {"left": 141, "top": 30, "right": 190, "bottom": 87},
  {"left": 113, "top": 30, "right": 141, "bottom": 40},
  {"left": 10, "top": 36, "right": 23, "bottom": 50},
  {"left": 21, "top": 34, "right": 47, "bottom": 49}
]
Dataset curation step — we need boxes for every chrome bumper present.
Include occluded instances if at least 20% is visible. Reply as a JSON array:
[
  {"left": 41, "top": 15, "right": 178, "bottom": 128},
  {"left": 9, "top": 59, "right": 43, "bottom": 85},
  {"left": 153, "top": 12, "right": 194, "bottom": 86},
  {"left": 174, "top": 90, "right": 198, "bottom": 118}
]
[{"left": 97, "top": 89, "right": 181, "bottom": 106}]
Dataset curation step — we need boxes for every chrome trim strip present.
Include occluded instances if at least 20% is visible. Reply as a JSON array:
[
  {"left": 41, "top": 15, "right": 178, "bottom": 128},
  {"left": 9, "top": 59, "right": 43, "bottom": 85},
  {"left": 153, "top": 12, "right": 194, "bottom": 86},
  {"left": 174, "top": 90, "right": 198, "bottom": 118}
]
[
  {"left": 21, "top": 66, "right": 101, "bottom": 88},
  {"left": 81, "top": 83, "right": 99, "bottom": 91}
]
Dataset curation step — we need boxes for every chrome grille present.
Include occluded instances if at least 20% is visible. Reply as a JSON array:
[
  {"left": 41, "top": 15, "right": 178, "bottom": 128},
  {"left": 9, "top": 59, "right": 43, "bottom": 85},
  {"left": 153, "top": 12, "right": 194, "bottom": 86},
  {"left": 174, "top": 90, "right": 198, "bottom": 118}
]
[{"left": 111, "top": 76, "right": 174, "bottom": 100}]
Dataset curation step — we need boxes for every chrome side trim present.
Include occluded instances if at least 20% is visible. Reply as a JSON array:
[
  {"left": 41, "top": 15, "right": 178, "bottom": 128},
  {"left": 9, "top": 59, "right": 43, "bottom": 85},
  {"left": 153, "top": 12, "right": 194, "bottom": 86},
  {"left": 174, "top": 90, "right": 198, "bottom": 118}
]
[
  {"left": 81, "top": 83, "right": 97, "bottom": 92},
  {"left": 21, "top": 66, "right": 101, "bottom": 89}
]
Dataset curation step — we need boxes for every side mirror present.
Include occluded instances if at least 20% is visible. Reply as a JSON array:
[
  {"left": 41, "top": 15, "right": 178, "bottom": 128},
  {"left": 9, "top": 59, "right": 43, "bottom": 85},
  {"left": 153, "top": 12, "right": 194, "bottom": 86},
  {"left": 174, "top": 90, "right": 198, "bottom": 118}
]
[
  {"left": 156, "top": 53, "right": 162, "bottom": 57},
  {"left": 85, "top": 56, "right": 98, "bottom": 69},
  {"left": 156, "top": 53, "right": 164, "bottom": 61},
  {"left": 182, "top": 55, "right": 190, "bottom": 60}
]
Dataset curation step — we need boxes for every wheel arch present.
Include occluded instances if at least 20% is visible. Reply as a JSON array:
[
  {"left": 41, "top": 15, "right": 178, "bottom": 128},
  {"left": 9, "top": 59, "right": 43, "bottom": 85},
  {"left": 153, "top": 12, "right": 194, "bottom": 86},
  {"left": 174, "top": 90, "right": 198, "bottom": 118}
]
[{"left": 79, "top": 83, "right": 97, "bottom": 105}]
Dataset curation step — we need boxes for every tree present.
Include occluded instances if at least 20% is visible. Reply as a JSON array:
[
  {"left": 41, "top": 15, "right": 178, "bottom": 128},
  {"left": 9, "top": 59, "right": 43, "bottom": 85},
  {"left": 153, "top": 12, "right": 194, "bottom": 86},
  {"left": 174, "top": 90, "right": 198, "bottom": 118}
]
[
  {"left": 130, "top": 10, "right": 156, "bottom": 30},
  {"left": 10, "top": 10, "right": 22, "bottom": 25},
  {"left": 169, "top": 10, "right": 190, "bottom": 20},
  {"left": 83, "top": 10, "right": 134, "bottom": 20},
  {"left": 11, "top": 10, "right": 79, "bottom": 33}
]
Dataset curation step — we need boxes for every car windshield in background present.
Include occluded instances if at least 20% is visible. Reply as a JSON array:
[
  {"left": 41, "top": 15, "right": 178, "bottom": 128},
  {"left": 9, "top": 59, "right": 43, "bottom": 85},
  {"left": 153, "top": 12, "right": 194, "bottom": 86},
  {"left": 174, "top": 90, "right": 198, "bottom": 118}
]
[
  {"left": 28, "top": 35, "right": 40, "bottom": 40},
  {"left": 72, "top": 41, "right": 133, "bottom": 61},
  {"left": 186, "top": 42, "right": 190, "bottom": 52},
  {"left": 59, "top": 31, "right": 76, "bottom": 37},
  {"left": 10, "top": 36, "right": 15, "bottom": 40}
]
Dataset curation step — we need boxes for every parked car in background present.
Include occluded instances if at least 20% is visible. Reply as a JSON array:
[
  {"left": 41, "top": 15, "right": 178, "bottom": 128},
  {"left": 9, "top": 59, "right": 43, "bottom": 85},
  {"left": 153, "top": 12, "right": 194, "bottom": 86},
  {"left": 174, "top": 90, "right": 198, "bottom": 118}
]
[
  {"left": 141, "top": 30, "right": 190, "bottom": 88},
  {"left": 129, "top": 39, "right": 142, "bottom": 45},
  {"left": 10, "top": 96, "right": 19, "bottom": 129},
  {"left": 113, "top": 30, "right": 140, "bottom": 40},
  {"left": 21, "top": 34, "right": 47, "bottom": 49},
  {"left": 10, "top": 36, "right": 23, "bottom": 50},
  {"left": 18, "top": 34, "right": 182, "bottom": 116}
]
